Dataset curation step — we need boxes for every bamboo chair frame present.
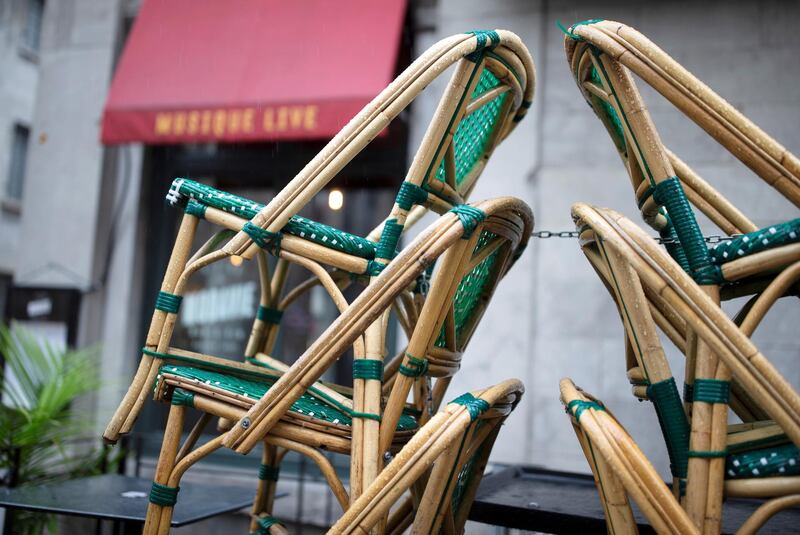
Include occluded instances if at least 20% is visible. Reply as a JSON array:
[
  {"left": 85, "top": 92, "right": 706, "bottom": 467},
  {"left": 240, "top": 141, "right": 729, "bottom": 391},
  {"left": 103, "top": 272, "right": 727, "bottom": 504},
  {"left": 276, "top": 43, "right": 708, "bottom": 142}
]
[
  {"left": 572, "top": 202, "right": 800, "bottom": 533},
  {"left": 329, "top": 378, "right": 524, "bottom": 535},
  {"left": 138, "top": 197, "right": 531, "bottom": 534}
]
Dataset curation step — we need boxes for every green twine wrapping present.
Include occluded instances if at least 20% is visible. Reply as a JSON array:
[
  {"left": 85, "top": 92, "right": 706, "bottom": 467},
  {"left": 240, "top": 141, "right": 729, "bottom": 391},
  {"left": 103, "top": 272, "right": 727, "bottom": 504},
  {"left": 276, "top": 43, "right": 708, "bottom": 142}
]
[
  {"left": 170, "top": 388, "right": 194, "bottom": 407},
  {"left": 556, "top": 19, "right": 605, "bottom": 41},
  {"left": 450, "top": 205, "right": 486, "bottom": 239},
  {"left": 366, "top": 260, "right": 387, "bottom": 276},
  {"left": 399, "top": 353, "right": 428, "bottom": 377},
  {"left": 683, "top": 382, "right": 693, "bottom": 403},
  {"left": 465, "top": 29, "right": 500, "bottom": 62},
  {"left": 647, "top": 377, "right": 690, "bottom": 479},
  {"left": 351, "top": 411, "right": 381, "bottom": 422},
  {"left": 257, "top": 306, "right": 283, "bottom": 324},
  {"left": 688, "top": 450, "right": 727, "bottom": 458},
  {"left": 376, "top": 219, "right": 403, "bottom": 260},
  {"left": 184, "top": 199, "right": 207, "bottom": 219},
  {"left": 155, "top": 291, "right": 182, "bottom": 313},
  {"left": 352, "top": 359, "right": 383, "bottom": 381},
  {"left": 566, "top": 399, "right": 605, "bottom": 421},
  {"left": 652, "top": 177, "right": 722, "bottom": 285},
  {"left": 258, "top": 464, "right": 280, "bottom": 481},
  {"left": 692, "top": 379, "right": 730, "bottom": 404},
  {"left": 243, "top": 222, "right": 282, "bottom": 255},
  {"left": 658, "top": 211, "right": 691, "bottom": 274},
  {"left": 149, "top": 482, "right": 180, "bottom": 506},
  {"left": 395, "top": 182, "right": 428, "bottom": 210},
  {"left": 250, "top": 515, "right": 284, "bottom": 534},
  {"left": 451, "top": 392, "right": 490, "bottom": 421}
]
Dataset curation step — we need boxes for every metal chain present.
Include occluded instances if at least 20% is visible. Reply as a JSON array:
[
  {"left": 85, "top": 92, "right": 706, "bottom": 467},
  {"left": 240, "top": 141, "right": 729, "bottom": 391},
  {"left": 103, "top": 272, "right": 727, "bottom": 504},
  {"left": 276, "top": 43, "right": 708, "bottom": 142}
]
[{"left": 531, "top": 230, "right": 742, "bottom": 245}]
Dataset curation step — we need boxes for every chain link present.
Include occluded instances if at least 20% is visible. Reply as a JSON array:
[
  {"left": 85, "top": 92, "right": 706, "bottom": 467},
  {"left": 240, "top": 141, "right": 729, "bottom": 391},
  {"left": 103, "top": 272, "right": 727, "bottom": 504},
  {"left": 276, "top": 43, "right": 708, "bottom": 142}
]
[{"left": 531, "top": 230, "right": 742, "bottom": 245}]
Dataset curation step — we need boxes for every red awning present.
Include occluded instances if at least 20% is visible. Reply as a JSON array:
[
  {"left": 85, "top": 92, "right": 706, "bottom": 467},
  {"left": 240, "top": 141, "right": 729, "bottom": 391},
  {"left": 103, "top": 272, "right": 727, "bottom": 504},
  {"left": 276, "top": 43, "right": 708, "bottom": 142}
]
[{"left": 101, "top": 0, "right": 406, "bottom": 145}]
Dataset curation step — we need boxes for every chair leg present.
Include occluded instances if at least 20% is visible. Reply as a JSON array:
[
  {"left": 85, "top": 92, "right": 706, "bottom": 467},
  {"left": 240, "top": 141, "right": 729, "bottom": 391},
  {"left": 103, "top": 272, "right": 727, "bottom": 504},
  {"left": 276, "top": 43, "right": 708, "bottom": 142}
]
[
  {"left": 144, "top": 403, "right": 186, "bottom": 534},
  {"left": 250, "top": 442, "right": 281, "bottom": 532}
]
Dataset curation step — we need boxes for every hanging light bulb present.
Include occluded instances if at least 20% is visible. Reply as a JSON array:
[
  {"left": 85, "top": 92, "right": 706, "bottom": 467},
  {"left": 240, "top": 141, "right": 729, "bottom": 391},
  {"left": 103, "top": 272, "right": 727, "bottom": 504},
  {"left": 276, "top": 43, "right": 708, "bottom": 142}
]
[{"left": 328, "top": 188, "right": 344, "bottom": 211}]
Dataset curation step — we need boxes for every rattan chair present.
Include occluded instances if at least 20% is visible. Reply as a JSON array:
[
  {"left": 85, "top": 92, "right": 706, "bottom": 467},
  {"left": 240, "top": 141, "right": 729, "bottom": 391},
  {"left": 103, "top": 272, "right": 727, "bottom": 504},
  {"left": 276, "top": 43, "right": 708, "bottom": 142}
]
[
  {"left": 571, "top": 202, "right": 800, "bottom": 534},
  {"left": 329, "top": 378, "right": 524, "bottom": 535},
  {"left": 141, "top": 197, "right": 531, "bottom": 533},
  {"left": 102, "top": 30, "right": 534, "bottom": 528}
]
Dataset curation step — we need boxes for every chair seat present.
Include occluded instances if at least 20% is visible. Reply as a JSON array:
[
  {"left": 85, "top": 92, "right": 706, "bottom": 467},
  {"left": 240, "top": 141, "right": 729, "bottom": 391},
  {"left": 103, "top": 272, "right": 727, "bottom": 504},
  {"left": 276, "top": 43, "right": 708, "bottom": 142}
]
[
  {"left": 709, "top": 218, "right": 800, "bottom": 264},
  {"left": 167, "top": 179, "right": 378, "bottom": 259},
  {"left": 156, "top": 364, "right": 418, "bottom": 433},
  {"left": 726, "top": 442, "right": 800, "bottom": 480}
]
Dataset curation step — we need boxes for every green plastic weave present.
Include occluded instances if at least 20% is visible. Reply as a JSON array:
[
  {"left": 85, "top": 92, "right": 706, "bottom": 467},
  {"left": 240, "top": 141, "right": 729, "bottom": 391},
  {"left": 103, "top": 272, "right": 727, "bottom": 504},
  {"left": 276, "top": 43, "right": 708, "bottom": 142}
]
[
  {"left": 157, "top": 364, "right": 416, "bottom": 431},
  {"left": 434, "top": 68, "right": 508, "bottom": 186},
  {"left": 167, "top": 179, "right": 376, "bottom": 259},
  {"left": 726, "top": 443, "right": 800, "bottom": 479},
  {"left": 647, "top": 377, "right": 690, "bottom": 480},
  {"left": 436, "top": 231, "right": 500, "bottom": 347},
  {"left": 709, "top": 218, "right": 800, "bottom": 264}
]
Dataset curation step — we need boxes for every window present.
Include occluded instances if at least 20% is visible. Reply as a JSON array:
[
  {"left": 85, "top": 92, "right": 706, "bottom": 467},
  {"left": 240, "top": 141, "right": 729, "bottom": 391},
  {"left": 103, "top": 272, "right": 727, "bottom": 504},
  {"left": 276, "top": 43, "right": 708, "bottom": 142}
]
[
  {"left": 21, "top": 0, "right": 44, "bottom": 54},
  {"left": 7, "top": 124, "right": 30, "bottom": 201}
]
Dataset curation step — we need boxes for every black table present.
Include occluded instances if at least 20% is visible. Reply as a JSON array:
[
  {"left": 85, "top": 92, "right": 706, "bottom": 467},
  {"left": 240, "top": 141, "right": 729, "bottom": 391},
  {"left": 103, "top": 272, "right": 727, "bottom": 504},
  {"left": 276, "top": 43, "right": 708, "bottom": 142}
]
[
  {"left": 0, "top": 474, "right": 257, "bottom": 533},
  {"left": 469, "top": 465, "right": 800, "bottom": 534}
]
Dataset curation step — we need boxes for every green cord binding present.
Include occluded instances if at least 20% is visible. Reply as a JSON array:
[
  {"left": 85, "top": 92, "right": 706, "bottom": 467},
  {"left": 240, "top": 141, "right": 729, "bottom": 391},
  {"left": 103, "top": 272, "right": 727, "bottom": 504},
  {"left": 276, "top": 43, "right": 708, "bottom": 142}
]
[
  {"left": 242, "top": 222, "right": 282, "bottom": 255},
  {"left": 257, "top": 306, "right": 283, "bottom": 324},
  {"left": 352, "top": 359, "right": 383, "bottom": 381},
  {"left": 683, "top": 382, "right": 693, "bottom": 403},
  {"left": 556, "top": 19, "right": 605, "bottom": 41},
  {"left": 149, "top": 482, "right": 180, "bottom": 506},
  {"left": 688, "top": 450, "right": 727, "bottom": 458},
  {"left": 375, "top": 219, "right": 402, "bottom": 260},
  {"left": 395, "top": 182, "right": 428, "bottom": 210},
  {"left": 652, "top": 177, "right": 722, "bottom": 285},
  {"left": 566, "top": 399, "right": 605, "bottom": 421},
  {"left": 658, "top": 210, "right": 691, "bottom": 274},
  {"left": 258, "top": 464, "right": 280, "bottom": 481},
  {"left": 366, "top": 260, "right": 387, "bottom": 276},
  {"left": 450, "top": 205, "right": 486, "bottom": 239},
  {"left": 250, "top": 515, "right": 284, "bottom": 534},
  {"left": 184, "top": 199, "right": 207, "bottom": 219},
  {"left": 709, "top": 218, "right": 800, "bottom": 265},
  {"left": 465, "top": 30, "right": 500, "bottom": 62},
  {"left": 692, "top": 379, "right": 730, "bottom": 404},
  {"left": 351, "top": 411, "right": 381, "bottom": 422},
  {"left": 155, "top": 291, "right": 182, "bottom": 313},
  {"left": 170, "top": 388, "right": 194, "bottom": 407},
  {"left": 646, "top": 377, "right": 690, "bottom": 479},
  {"left": 399, "top": 353, "right": 428, "bottom": 377},
  {"left": 451, "top": 393, "right": 490, "bottom": 421}
]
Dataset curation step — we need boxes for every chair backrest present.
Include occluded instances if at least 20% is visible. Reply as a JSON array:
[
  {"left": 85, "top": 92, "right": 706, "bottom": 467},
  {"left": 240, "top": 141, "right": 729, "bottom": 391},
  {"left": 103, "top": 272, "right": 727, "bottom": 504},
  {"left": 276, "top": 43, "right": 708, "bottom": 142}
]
[
  {"left": 329, "top": 378, "right": 524, "bottom": 535},
  {"left": 378, "top": 197, "right": 532, "bottom": 450},
  {"left": 564, "top": 20, "right": 800, "bottom": 286},
  {"left": 223, "top": 30, "right": 535, "bottom": 264},
  {"left": 560, "top": 377, "right": 698, "bottom": 535}
]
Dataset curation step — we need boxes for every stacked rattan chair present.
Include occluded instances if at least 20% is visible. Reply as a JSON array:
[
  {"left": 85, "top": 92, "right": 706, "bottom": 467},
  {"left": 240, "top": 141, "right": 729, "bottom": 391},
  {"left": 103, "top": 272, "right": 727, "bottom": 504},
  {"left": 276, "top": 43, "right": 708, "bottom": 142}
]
[
  {"left": 103, "top": 30, "right": 535, "bottom": 534},
  {"left": 561, "top": 19, "right": 800, "bottom": 534}
]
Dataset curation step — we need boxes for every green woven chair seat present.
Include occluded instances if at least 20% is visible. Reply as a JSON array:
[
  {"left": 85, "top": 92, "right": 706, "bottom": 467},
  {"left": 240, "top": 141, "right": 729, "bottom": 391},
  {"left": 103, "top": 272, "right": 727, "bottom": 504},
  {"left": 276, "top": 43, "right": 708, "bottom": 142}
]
[
  {"left": 726, "top": 442, "right": 800, "bottom": 479},
  {"left": 167, "top": 179, "right": 377, "bottom": 259},
  {"left": 709, "top": 218, "right": 800, "bottom": 265},
  {"left": 157, "top": 364, "right": 417, "bottom": 431}
]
